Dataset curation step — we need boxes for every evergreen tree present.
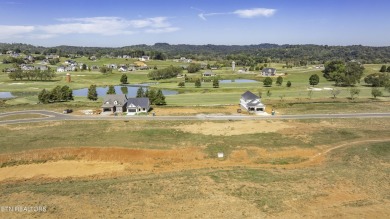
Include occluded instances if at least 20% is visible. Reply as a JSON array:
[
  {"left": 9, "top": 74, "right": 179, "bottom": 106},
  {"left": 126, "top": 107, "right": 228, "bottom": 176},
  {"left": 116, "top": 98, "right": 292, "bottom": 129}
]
[
  {"left": 38, "top": 89, "right": 50, "bottom": 103},
  {"left": 107, "top": 85, "right": 116, "bottom": 94},
  {"left": 195, "top": 78, "right": 201, "bottom": 88},
  {"left": 286, "top": 81, "right": 292, "bottom": 87},
  {"left": 88, "top": 85, "right": 98, "bottom": 101},
  {"left": 263, "top": 77, "right": 273, "bottom": 86},
  {"left": 309, "top": 74, "right": 320, "bottom": 86},
  {"left": 276, "top": 76, "right": 283, "bottom": 86},
  {"left": 154, "top": 89, "right": 166, "bottom": 105},
  {"left": 212, "top": 78, "right": 219, "bottom": 88},
  {"left": 120, "top": 74, "right": 128, "bottom": 84},
  {"left": 136, "top": 87, "right": 145, "bottom": 97},
  {"left": 380, "top": 65, "right": 387, "bottom": 72},
  {"left": 60, "top": 85, "right": 73, "bottom": 101},
  {"left": 147, "top": 89, "right": 157, "bottom": 104},
  {"left": 387, "top": 66, "right": 390, "bottom": 72}
]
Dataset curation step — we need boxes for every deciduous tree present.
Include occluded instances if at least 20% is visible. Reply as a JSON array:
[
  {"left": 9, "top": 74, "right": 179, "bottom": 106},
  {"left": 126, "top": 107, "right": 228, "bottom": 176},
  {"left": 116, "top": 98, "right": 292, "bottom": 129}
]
[{"left": 371, "top": 87, "right": 382, "bottom": 99}]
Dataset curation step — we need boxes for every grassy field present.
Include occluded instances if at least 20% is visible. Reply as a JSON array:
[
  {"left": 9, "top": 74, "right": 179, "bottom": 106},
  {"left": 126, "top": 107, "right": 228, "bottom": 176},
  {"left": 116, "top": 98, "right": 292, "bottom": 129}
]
[
  {"left": 0, "top": 118, "right": 389, "bottom": 218},
  {"left": 1, "top": 60, "right": 388, "bottom": 109}
]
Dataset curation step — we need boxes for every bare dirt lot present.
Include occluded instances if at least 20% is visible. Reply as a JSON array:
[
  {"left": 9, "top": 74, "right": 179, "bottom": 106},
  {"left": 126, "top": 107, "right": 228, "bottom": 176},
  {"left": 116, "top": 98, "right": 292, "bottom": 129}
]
[{"left": 0, "top": 119, "right": 389, "bottom": 218}]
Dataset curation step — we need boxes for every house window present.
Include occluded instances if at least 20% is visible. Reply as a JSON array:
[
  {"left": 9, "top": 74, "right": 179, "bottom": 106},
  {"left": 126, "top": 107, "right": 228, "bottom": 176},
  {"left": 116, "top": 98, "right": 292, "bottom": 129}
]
[
  {"left": 143, "top": 108, "right": 145, "bottom": 111},
  {"left": 105, "top": 101, "right": 109, "bottom": 104},
  {"left": 114, "top": 101, "right": 118, "bottom": 105}
]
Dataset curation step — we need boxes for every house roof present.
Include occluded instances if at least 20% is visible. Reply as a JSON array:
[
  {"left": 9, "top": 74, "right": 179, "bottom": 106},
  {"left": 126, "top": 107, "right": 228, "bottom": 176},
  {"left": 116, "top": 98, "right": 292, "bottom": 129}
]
[
  {"left": 247, "top": 100, "right": 264, "bottom": 107},
  {"left": 127, "top": 98, "right": 150, "bottom": 108},
  {"left": 262, "top": 68, "right": 276, "bottom": 73},
  {"left": 241, "top": 91, "right": 259, "bottom": 100},
  {"left": 102, "top": 94, "right": 127, "bottom": 107}
]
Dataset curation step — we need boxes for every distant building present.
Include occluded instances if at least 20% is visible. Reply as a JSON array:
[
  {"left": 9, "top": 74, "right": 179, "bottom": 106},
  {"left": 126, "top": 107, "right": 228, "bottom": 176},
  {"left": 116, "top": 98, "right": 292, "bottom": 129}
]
[
  {"left": 261, "top": 68, "right": 276, "bottom": 76},
  {"left": 240, "top": 91, "right": 266, "bottom": 114}
]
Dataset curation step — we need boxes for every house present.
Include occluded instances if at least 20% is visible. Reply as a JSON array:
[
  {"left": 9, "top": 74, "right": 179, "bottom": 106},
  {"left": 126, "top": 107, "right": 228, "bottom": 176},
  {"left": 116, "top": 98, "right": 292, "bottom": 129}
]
[
  {"left": 35, "top": 65, "right": 48, "bottom": 71},
  {"left": 65, "top": 66, "right": 76, "bottom": 71},
  {"left": 106, "top": 64, "right": 118, "bottom": 69},
  {"left": 46, "top": 54, "right": 59, "bottom": 59},
  {"left": 262, "top": 68, "right": 276, "bottom": 76},
  {"left": 202, "top": 71, "right": 216, "bottom": 77},
  {"left": 139, "top": 56, "right": 150, "bottom": 61},
  {"left": 126, "top": 98, "right": 150, "bottom": 115},
  {"left": 65, "top": 60, "right": 77, "bottom": 65},
  {"left": 240, "top": 91, "right": 266, "bottom": 114},
  {"left": 118, "top": 66, "right": 128, "bottom": 72},
  {"left": 101, "top": 94, "right": 128, "bottom": 113},
  {"left": 20, "top": 64, "right": 34, "bottom": 71},
  {"left": 57, "top": 66, "right": 65, "bottom": 72},
  {"left": 40, "top": 59, "right": 50, "bottom": 65}
]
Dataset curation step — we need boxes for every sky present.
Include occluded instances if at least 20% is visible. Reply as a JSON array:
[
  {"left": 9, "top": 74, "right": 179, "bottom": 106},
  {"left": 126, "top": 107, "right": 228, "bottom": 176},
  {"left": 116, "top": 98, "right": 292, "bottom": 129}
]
[{"left": 0, "top": 0, "right": 389, "bottom": 47}]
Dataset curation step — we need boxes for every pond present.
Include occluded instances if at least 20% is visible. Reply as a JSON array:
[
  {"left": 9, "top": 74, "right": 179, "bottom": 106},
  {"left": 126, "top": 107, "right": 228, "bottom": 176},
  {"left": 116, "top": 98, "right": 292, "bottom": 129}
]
[
  {"left": 0, "top": 92, "right": 15, "bottom": 99},
  {"left": 72, "top": 85, "right": 178, "bottom": 97},
  {"left": 219, "top": 79, "right": 258, "bottom": 83}
]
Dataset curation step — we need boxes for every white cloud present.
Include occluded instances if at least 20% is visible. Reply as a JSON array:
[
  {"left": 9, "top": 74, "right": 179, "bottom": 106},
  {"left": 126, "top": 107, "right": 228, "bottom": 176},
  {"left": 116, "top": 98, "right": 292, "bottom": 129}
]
[
  {"left": 234, "top": 8, "right": 276, "bottom": 18},
  {"left": 0, "top": 25, "right": 34, "bottom": 39},
  {"left": 197, "top": 7, "right": 276, "bottom": 21},
  {"left": 0, "top": 16, "right": 179, "bottom": 40}
]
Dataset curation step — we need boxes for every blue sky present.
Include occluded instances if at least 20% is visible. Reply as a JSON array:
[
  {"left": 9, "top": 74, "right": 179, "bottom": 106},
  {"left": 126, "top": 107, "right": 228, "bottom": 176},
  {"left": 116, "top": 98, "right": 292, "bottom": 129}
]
[{"left": 0, "top": 0, "right": 389, "bottom": 47}]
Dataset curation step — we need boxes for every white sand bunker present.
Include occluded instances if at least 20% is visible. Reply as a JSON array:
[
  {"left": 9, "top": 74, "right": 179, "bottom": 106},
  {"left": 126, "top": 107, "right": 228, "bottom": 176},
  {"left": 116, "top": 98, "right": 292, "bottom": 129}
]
[{"left": 178, "top": 120, "right": 292, "bottom": 136}]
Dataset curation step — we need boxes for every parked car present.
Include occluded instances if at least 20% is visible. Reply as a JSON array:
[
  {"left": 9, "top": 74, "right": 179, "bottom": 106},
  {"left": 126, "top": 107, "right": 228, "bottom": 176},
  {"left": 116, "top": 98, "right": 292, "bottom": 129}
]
[{"left": 63, "top": 109, "right": 73, "bottom": 114}]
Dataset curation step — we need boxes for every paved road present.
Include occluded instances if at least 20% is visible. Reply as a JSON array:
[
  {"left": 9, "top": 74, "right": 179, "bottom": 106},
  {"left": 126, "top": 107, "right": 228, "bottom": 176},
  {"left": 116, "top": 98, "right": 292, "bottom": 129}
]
[{"left": 1, "top": 110, "right": 390, "bottom": 125}]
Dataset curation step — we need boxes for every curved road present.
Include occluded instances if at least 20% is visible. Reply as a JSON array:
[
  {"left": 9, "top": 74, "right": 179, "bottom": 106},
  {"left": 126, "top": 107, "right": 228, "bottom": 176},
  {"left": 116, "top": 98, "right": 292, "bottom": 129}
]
[{"left": 1, "top": 110, "right": 390, "bottom": 125}]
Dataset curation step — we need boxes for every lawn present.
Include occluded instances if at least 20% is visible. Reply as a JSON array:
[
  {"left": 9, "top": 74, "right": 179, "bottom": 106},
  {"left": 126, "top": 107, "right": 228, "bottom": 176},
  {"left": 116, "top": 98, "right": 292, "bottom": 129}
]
[{"left": 1, "top": 61, "right": 389, "bottom": 109}]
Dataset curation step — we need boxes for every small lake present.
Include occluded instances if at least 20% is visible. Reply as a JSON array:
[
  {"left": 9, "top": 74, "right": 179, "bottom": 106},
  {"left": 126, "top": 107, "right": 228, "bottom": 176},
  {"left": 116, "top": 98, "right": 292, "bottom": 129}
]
[
  {"left": 0, "top": 92, "right": 15, "bottom": 99},
  {"left": 73, "top": 85, "right": 178, "bottom": 97},
  {"left": 219, "top": 79, "right": 258, "bottom": 83}
]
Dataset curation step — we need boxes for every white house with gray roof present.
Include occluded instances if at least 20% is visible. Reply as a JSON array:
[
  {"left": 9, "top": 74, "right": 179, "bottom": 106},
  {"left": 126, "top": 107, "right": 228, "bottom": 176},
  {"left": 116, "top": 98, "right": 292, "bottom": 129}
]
[
  {"left": 240, "top": 91, "right": 266, "bottom": 114},
  {"left": 261, "top": 68, "right": 276, "bottom": 76},
  {"left": 126, "top": 98, "right": 150, "bottom": 115},
  {"left": 101, "top": 94, "right": 128, "bottom": 113}
]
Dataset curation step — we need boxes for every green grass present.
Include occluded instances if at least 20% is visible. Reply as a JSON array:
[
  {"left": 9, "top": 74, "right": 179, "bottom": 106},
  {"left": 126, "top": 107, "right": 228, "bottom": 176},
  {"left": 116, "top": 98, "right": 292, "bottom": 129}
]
[
  {"left": 1, "top": 118, "right": 389, "bottom": 155},
  {"left": 2, "top": 61, "right": 389, "bottom": 109}
]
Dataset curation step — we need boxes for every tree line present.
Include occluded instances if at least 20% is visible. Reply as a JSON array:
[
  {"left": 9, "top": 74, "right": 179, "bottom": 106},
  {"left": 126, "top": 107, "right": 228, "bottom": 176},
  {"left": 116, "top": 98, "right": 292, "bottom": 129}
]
[
  {"left": 8, "top": 69, "right": 56, "bottom": 81},
  {"left": 38, "top": 85, "right": 73, "bottom": 103},
  {"left": 3, "top": 43, "right": 390, "bottom": 64},
  {"left": 147, "top": 65, "right": 182, "bottom": 80}
]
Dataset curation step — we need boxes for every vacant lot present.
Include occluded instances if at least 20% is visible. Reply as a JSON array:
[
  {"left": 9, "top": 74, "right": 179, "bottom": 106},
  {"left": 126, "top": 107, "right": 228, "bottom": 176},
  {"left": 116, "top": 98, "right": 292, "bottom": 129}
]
[{"left": 0, "top": 118, "right": 389, "bottom": 218}]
